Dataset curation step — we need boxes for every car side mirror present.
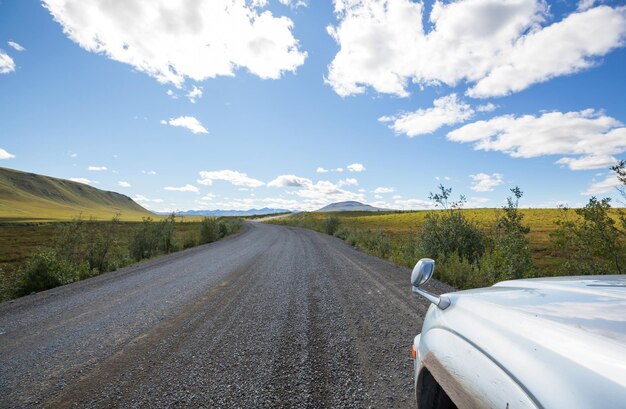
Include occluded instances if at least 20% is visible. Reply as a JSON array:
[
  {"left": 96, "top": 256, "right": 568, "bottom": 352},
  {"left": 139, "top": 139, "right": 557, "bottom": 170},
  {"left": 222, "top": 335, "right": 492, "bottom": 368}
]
[
  {"left": 411, "top": 258, "right": 451, "bottom": 310},
  {"left": 411, "top": 258, "right": 434, "bottom": 287}
]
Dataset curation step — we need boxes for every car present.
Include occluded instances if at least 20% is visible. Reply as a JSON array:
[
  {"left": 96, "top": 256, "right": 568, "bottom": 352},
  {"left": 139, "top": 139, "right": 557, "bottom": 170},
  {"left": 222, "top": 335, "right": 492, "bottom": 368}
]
[{"left": 410, "top": 258, "right": 626, "bottom": 409}]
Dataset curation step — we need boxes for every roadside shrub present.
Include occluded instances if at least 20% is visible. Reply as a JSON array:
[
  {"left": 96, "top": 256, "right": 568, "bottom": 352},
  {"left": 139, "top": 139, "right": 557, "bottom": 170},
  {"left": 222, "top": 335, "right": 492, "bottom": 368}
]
[
  {"left": 491, "top": 187, "right": 534, "bottom": 279},
  {"left": 182, "top": 231, "right": 199, "bottom": 249},
  {"left": 200, "top": 217, "right": 220, "bottom": 244},
  {"left": 322, "top": 216, "right": 341, "bottom": 236},
  {"left": 16, "top": 251, "right": 79, "bottom": 296},
  {"left": 418, "top": 185, "right": 485, "bottom": 263},
  {"left": 218, "top": 218, "right": 241, "bottom": 237},
  {"left": 552, "top": 197, "right": 625, "bottom": 275},
  {"left": 436, "top": 251, "right": 483, "bottom": 289},
  {"left": 129, "top": 214, "right": 177, "bottom": 261}
]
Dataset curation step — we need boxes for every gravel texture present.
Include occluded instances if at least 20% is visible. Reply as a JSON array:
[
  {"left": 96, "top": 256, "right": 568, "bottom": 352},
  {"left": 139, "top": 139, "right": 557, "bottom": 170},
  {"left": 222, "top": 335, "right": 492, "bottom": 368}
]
[{"left": 0, "top": 222, "right": 453, "bottom": 408}]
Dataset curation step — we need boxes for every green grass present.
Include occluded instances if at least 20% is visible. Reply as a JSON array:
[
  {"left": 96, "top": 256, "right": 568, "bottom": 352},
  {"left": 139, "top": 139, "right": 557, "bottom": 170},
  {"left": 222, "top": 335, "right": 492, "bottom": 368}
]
[
  {"left": 0, "top": 166, "right": 153, "bottom": 222},
  {"left": 0, "top": 220, "right": 205, "bottom": 270},
  {"left": 267, "top": 208, "right": 593, "bottom": 275}
]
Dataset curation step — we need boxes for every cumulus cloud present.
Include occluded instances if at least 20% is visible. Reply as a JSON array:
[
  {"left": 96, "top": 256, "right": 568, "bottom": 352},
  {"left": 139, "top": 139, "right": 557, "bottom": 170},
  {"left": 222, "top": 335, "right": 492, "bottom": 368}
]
[
  {"left": 556, "top": 155, "right": 617, "bottom": 171},
  {"left": 279, "top": 0, "right": 308, "bottom": 8},
  {"left": 198, "top": 170, "right": 264, "bottom": 188},
  {"left": 583, "top": 174, "right": 621, "bottom": 195},
  {"left": 118, "top": 181, "right": 131, "bottom": 188},
  {"left": 70, "top": 177, "right": 94, "bottom": 185},
  {"left": 380, "top": 94, "right": 475, "bottom": 137},
  {"left": 326, "top": 0, "right": 626, "bottom": 98},
  {"left": 0, "top": 51, "right": 15, "bottom": 74},
  {"left": 393, "top": 198, "right": 434, "bottom": 210},
  {"left": 347, "top": 163, "right": 365, "bottom": 172},
  {"left": 162, "top": 116, "right": 208, "bottom": 134},
  {"left": 164, "top": 184, "right": 199, "bottom": 193},
  {"left": 142, "top": 170, "right": 157, "bottom": 175},
  {"left": 7, "top": 41, "right": 25, "bottom": 52},
  {"left": 133, "top": 194, "right": 164, "bottom": 205},
  {"left": 447, "top": 109, "right": 626, "bottom": 170},
  {"left": 268, "top": 174, "right": 312, "bottom": 187},
  {"left": 87, "top": 166, "right": 107, "bottom": 171},
  {"left": 316, "top": 167, "right": 329, "bottom": 173},
  {"left": 293, "top": 180, "right": 364, "bottom": 206},
  {"left": 187, "top": 86, "right": 203, "bottom": 103},
  {"left": 469, "top": 173, "right": 503, "bottom": 192},
  {"left": 373, "top": 187, "right": 394, "bottom": 193},
  {"left": 338, "top": 178, "right": 358, "bottom": 186},
  {"left": 43, "top": 0, "right": 307, "bottom": 87},
  {"left": 0, "top": 148, "right": 15, "bottom": 160}
]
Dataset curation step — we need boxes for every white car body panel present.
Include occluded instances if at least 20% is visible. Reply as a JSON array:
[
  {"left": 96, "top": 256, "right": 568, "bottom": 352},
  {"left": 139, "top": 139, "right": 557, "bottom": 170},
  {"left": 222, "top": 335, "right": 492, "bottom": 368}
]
[{"left": 414, "top": 275, "right": 626, "bottom": 409}]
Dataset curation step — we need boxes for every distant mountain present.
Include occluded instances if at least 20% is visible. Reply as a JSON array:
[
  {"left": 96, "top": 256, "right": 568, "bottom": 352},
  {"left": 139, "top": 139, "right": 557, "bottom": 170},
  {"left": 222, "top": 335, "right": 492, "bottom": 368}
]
[
  {"left": 0, "top": 167, "right": 152, "bottom": 221},
  {"left": 159, "top": 208, "right": 293, "bottom": 217},
  {"left": 316, "top": 201, "right": 389, "bottom": 212}
]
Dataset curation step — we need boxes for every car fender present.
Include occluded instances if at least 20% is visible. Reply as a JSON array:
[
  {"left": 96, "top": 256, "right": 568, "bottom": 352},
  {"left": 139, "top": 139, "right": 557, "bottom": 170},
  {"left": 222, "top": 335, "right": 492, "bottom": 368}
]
[{"left": 416, "top": 327, "right": 540, "bottom": 409}]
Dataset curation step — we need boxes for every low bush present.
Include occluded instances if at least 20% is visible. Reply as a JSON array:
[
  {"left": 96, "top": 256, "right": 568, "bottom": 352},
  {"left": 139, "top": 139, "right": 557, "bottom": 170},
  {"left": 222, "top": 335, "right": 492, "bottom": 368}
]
[
  {"left": 15, "top": 251, "right": 79, "bottom": 296},
  {"left": 322, "top": 216, "right": 341, "bottom": 235}
]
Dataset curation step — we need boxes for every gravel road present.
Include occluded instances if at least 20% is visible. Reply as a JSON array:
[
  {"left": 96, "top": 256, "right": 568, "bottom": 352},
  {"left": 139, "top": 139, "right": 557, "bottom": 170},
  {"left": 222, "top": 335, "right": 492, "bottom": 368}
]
[{"left": 0, "top": 222, "right": 453, "bottom": 408}]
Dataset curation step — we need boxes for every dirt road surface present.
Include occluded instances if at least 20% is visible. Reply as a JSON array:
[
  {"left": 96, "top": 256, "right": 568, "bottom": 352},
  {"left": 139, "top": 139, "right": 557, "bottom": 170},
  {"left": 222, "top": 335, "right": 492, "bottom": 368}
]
[{"left": 0, "top": 222, "right": 452, "bottom": 408}]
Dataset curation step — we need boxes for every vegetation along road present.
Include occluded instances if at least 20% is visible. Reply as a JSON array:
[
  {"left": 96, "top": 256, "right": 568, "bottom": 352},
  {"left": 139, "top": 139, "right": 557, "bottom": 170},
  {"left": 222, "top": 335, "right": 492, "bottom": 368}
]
[{"left": 0, "top": 222, "right": 452, "bottom": 408}]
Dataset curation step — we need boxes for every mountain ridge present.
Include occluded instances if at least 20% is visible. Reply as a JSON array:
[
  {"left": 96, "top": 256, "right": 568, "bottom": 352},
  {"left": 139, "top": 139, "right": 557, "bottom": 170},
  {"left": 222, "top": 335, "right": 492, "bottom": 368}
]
[
  {"left": 0, "top": 167, "right": 152, "bottom": 221},
  {"left": 316, "top": 201, "right": 389, "bottom": 212}
]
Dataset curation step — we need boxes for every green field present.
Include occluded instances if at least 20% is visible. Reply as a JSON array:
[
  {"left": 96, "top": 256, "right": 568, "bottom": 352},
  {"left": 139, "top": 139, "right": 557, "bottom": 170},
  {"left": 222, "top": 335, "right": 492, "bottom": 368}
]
[
  {"left": 0, "top": 219, "right": 203, "bottom": 269},
  {"left": 267, "top": 208, "right": 597, "bottom": 276}
]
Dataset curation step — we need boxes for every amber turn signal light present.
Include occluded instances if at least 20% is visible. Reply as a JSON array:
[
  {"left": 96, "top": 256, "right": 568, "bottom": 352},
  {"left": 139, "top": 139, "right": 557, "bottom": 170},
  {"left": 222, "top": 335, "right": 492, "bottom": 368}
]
[{"left": 411, "top": 344, "right": 417, "bottom": 360}]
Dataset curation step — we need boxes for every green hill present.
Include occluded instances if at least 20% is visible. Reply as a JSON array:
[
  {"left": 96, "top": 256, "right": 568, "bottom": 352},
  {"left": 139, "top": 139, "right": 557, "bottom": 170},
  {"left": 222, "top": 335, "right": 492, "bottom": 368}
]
[{"left": 0, "top": 167, "right": 153, "bottom": 222}]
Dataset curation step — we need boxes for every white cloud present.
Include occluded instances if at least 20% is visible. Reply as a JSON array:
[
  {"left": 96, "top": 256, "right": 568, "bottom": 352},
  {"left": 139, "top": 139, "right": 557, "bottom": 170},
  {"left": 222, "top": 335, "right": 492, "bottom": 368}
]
[
  {"left": 70, "top": 177, "right": 94, "bottom": 185},
  {"left": 392, "top": 194, "right": 402, "bottom": 199},
  {"left": 465, "top": 197, "right": 490, "bottom": 208},
  {"left": 293, "top": 180, "right": 364, "bottom": 207},
  {"left": 43, "top": 0, "right": 307, "bottom": 87},
  {"left": 448, "top": 109, "right": 626, "bottom": 170},
  {"left": 142, "top": 170, "right": 157, "bottom": 175},
  {"left": 476, "top": 103, "right": 497, "bottom": 113},
  {"left": 326, "top": 0, "right": 626, "bottom": 98},
  {"left": 133, "top": 194, "right": 164, "bottom": 205},
  {"left": 338, "top": 178, "right": 358, "bottom": 186},
  {"left": 373, "top": 187, "right": 394, "bottom": 193},
  {"left": 556, "top": 155, "right": 617, "bottom": 171},
  {"left": 279, "top": 0, "right": 308, "bottom": 8},
  {"left": 316, "top": 167, "right": 329, "bottom": 173},
  {"left": 583, "top": 174, "right": 621, "bottom": 195},
  {"left": 7, "top": 41, "right": 25, "bottom": 52},
  {"left": 162, "top": 116, "right": 208, "bottom": 134},
  {"left": 347, "top": 163, "right": 365, "bottom": 172},
  {"left": 118, "top": 181, "right": 132, "bottom": 188},
  {"left": 198, "top": 170, "right": 264, "bottom": 188},
  {"left": 393, "top": 198, "right": 434, "bottom": 210},
  {"left": 0, "top": 148, "right": 15, "bottom": 160},
  {"left": 469, "top": 173, "right": 503, "bottom": 192},
  {"left": 467, "top": 5, "right": 626, "bottom": 98},
  {"left": 578, "top": 0, "right": 600, "bottom": 12},
  {"left": 87, "top": 166, "right": 107, "bottom": 171},
  {"left": 164, "top": 184, "right": 200, "bottom": 193},
  {"left": 186, "top": 85, "right": 203, "bottom": 103},
  {"left": 380, "top": 94, "right": 474, "bottom": 137},
  {"left": 0, "top": 51, "right": 15, "bottom": 74},
  {"left": 268, "top": 174, "right": 312, "bottom": 187}
]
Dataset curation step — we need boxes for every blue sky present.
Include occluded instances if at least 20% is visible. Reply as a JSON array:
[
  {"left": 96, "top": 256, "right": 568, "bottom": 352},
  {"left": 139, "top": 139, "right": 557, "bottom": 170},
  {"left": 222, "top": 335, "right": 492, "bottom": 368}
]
[{"left": 1, "top": 0, "right": 626, "bottom": 211}]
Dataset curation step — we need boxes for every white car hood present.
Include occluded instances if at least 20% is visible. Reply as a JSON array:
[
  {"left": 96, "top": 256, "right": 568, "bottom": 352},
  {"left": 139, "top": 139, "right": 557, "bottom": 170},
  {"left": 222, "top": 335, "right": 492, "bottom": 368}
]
[
  {"left": 459, "top": 275, "right": 626, "bottom": 344},
  {"left": 424, "top": 275, "right": 626, "bottom": 408}
]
